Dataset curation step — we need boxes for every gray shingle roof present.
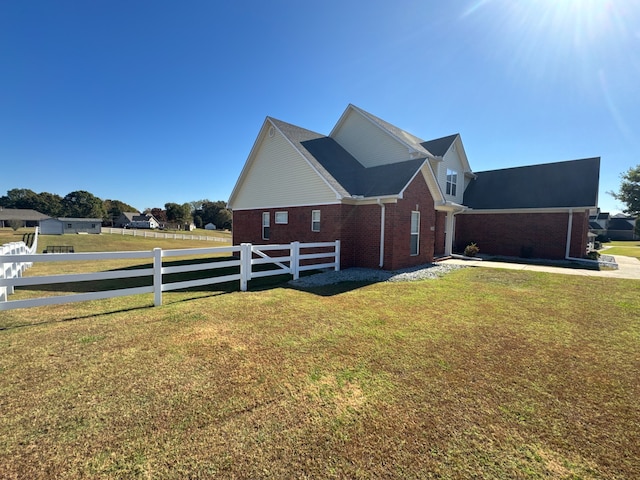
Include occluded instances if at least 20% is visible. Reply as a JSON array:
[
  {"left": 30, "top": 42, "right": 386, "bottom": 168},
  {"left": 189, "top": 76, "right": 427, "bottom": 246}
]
[
  {"left": 420, "top": 134, "right": 458, "bottom": 157},
  {"left": 0, "top": 208, "right": 50, "bottom": 221},
  {"left": 608, "top": 218, "right": 634, "bottom": 231},
  {"left": 463, "top": 157, "right": 600, "bottom": 209}
]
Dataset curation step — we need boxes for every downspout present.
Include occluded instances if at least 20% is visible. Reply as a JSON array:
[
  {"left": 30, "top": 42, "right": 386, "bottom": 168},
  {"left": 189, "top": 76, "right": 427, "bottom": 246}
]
[
  {"left": 442, "top": 205, "right": 467, "bottom": 257},
  {"left": 377, "top": 199, "right": 385, "bottom": 268},
  {"left": 565, "top": 209, "right": 573, "bottom": 259}
]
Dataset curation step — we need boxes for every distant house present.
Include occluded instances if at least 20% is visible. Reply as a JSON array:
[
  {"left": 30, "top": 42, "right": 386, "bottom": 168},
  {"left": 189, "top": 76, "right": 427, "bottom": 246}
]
[
  {"left": 115, "top": 212, "right": 160, "bottom": 229},
  {"left": 0, "top": 208, "right": 50, "bottom": 228},
  {"left": 229, "top": 104, "right": 600, "bottom": 269},
  {"left": 40, "top": 218, "right": 102, "bottom": 235},
  {"left": 607, "top": 215, "right": 638, "bottom": 240},
  {"left": 589, "top": 211, "right": 638, "bottom": 240},
  {"left": 204, "top": 223, "right": 217, "bottom": 230},
  {"left": 589, "top": 211, "right": 609, "bottom": 237}
]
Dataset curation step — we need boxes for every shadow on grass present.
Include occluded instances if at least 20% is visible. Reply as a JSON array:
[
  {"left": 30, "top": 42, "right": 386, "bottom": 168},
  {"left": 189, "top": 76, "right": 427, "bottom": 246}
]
[
  {"left": 284, "top": 280, "right": 381, "bottom": 297},
  {"left": 482, "top": 255, "right": 603, "bottom": 271},
  {"left": 15, "top": 256, "right": 370, "bottom": 300},
  {"left": 0, "top": 303, "right": 158, "bottom": 331}
]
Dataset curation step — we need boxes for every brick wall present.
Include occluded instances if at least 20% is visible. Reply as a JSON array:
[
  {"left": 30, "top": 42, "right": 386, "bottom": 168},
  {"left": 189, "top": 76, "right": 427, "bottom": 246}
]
[
  {"left": 455, "top": 210, "right": 590, "bottom": 260},
  {"left": 435, "top": 211, "right": 447, "bottom": 256},
  {"left": 383, "top": 174, "right": 437, "bottom": 270},
  {"left": 231, "top": 174, "right": 440, "bottom": 270}
]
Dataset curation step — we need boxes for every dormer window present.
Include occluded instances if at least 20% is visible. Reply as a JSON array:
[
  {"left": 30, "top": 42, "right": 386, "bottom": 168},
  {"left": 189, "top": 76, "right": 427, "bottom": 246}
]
[{"left": 446, "top": 169, "right": 458, "bottom": 196}]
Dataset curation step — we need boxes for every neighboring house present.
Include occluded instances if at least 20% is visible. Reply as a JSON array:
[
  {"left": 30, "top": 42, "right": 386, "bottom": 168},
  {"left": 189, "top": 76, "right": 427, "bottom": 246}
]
[
  {"left": 114, "top": 212, "right": 160, "bottom": 229},
  {"left": 114, "top": 212, "right": 138, "bottom": 228},
  {"left": 204, "top": 223, "right": 217, "bottom": 230},
  {"left": 228, "top": 104, "right": 600, "bottom": 269},
  {"left": 40, "top": 218, "right": 102, "bottom": 235},
  {"left": 607, "top": 215, "right": 638, "bottom": 240},
  {"left": 0, "top": 208, "right": 50, "bottom": 228},
  {"left": 589, "top": 211, "right": 609, "bottom": 237}
]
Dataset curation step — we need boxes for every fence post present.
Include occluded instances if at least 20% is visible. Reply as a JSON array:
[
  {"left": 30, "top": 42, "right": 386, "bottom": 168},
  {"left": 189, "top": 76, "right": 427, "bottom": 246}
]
[
  {"left": 0, "top": 245, "right": 6, "bottom": 302},
  {"left": 153, "top": 248, "right": 163, "bottom": 306},
  {"left": 9, "top": 243, "right": 18, "bottom": 295},
  {"left": 240, "top": 243, "right": 252, "bottom": 291},
  {"left": 334, "top": 240, "right": 341, "bottom": 271},
  {"left": 291, "top": 241, "right": 300, "bottom": 280}
]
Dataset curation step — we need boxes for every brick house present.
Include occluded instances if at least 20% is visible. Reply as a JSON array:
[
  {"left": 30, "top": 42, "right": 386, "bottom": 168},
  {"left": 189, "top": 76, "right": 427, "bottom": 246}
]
[{"left": 228, "top": 104, "right": 600, "bottom": 269}]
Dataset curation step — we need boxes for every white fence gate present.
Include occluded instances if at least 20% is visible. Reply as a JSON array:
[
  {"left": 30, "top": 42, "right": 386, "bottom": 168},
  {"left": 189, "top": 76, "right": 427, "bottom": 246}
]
[{"left": 0, "top": 240, "right": 340, "bottom": 311}]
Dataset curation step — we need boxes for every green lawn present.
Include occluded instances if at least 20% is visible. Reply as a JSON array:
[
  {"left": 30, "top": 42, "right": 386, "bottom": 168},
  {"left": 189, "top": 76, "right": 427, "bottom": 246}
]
[
  {"left": 603, "top": 240, "right": 640, "bottom": 259},
  {"left": 1, "top": 261, "right": 639, "bottom": 478}
]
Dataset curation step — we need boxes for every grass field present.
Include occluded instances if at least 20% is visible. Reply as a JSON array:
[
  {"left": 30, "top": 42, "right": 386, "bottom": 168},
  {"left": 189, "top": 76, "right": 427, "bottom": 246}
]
[
  {"left": 1, "top": 232, "right": 639, "bottom": 478},
  {"left": 0, "top": 227, "right": 231, "bottom": 253},
  {"left": 602, "top": 240, "right": 640, "bottom": 260}
]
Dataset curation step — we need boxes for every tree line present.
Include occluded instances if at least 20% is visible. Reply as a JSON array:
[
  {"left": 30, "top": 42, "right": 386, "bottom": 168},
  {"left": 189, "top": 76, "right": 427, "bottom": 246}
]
[{"left": 0, "top": 189, "right": 232, "bottom": 230}]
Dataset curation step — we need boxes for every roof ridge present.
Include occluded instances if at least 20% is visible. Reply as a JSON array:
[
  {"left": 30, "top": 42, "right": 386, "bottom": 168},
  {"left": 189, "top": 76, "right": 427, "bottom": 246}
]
[
  {"left": 472, "top": 157, "right": 600, "bottom": 175},
  {"left": 344, "top": 105, "right": 433, "bottom": 158}
]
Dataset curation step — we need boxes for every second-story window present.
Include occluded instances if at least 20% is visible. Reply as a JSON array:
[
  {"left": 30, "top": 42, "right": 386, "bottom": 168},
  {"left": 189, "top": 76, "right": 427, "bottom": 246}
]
[{"left": 446, "top": 169, "right": 458, "bottom": 196}]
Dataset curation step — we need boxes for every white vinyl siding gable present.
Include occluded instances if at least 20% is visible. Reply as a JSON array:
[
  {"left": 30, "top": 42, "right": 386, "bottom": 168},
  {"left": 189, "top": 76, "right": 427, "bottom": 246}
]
[
  {"left": 231, "top": 126, "right": 339, "bottom": 210},
  {"left": 437, "top": 141, "right": 466, "bottom": 204},
  {"left": 331, "top": 109, "right": 414, "bottom": 168}
]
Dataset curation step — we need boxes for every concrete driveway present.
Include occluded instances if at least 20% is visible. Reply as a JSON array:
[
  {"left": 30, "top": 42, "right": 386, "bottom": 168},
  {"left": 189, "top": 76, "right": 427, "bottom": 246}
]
[{"left": 440, "top": 255, "right": 640, "bottom": 280}]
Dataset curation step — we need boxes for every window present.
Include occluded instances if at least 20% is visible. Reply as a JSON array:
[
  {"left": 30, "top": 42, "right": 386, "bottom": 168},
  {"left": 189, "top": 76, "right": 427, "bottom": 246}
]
[
  {"left": 262, "top": 212, "right": 270, "bottom": 240},
  {"left": 410, "top": 211, "right": 420, "bottom": 256},
  {"left": 311, "top": 210, "right": 321, "bottom": 232},
  {"left": 446, "top": 169, "right": 457, "bottom": 196},
  {"left": 275, "top": 211, "right": 288, "bottom": 224}
]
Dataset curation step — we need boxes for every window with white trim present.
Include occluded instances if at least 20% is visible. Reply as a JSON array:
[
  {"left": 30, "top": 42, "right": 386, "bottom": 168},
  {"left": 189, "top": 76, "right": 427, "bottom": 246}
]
[
  {"left": 446, "top": 169, "right": 458, "bottom": 196},
  {"left": 262, "top": 212, "right": 270, "bottom": 240},
  {"left": 311, "top": 210, "right": 321, "bottom": 232},
  {"left": 275, "top": 211, "right": 288, "bottom": 224},
  {"left": 410, "top": 211, "right": 420, "bottom": 256}
]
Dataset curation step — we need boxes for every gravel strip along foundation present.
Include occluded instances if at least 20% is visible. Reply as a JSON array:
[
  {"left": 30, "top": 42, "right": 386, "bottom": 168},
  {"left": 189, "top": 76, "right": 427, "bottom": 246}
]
[{"left": 289, "top": 263, "right": 466, "bottom": 288}]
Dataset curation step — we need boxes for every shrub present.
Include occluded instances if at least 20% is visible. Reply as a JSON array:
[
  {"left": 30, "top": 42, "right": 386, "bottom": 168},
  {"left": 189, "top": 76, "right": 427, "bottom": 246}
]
[
  {"left": 464, "top": 243, "right": 479, "bottom": 257},
  {"left": 7, "top": 219, "right": 23, "bottom": 231},
  {"left": 586, "top": 251, "right": 601, "bottom": 261}
]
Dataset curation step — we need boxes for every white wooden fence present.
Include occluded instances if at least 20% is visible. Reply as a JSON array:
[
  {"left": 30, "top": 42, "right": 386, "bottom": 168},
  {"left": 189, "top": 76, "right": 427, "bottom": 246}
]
[
  {"left": 101, "top": 227, "right": 230, "bottom": 242},
  {"left": 0, "top": 228, "right": 39, "bottom": 302},
  {"left": 0, "top": 240, "right": 340, "bottom": 311}
]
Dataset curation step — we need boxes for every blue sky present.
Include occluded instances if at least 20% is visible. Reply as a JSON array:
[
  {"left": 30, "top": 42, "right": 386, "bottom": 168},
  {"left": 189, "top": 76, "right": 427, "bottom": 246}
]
[{"left": 1, "top": 0, "right": 639, "bottom": 214}]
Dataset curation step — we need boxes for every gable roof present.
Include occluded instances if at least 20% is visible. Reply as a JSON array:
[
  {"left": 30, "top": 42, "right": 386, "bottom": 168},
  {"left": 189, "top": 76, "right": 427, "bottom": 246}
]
[
  {"left": 118, "top": 212, "right": 138, "bottom": 222},
  {"left": 463, "top": 157, "right": 600, "bottom": 210},
  {"left": 421, "top": 134, "right": 459, "bottom": 157},
  {"left": 299, "top": 136, "right": 426, "bottom": 197},
  {"left": 608, "top": 218, "right": 634, "bottom": 231},
  {"left": 271, "top": 118, "right": 430, "bottom": 199}
]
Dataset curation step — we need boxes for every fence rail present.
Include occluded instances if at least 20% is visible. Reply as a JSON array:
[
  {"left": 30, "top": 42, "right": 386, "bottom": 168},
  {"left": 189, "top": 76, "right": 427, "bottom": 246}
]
[
  {"left": 101, "top": 227, "right": 230, "bottom": 242},
  {"left": 0, "top": 240, "right": 339, "bottom": 311}
]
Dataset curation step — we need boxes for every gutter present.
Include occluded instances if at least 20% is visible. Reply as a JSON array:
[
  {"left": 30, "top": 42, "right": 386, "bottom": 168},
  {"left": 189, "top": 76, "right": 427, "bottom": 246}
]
[
  {"left": 565, "top": 209, "right": 574, "bottom": 259},
  {"left": 377, "top": 198, "right": 385, "bottom": 268}
]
